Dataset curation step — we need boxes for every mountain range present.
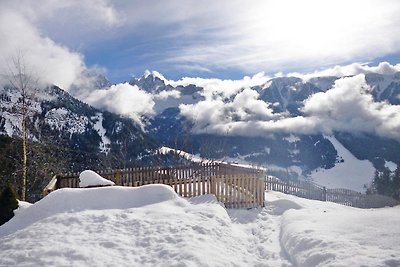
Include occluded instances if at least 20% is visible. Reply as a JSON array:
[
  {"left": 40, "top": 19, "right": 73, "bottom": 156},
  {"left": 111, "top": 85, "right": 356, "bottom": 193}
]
[
  {"left": 1, "top": 69, "right": 400, "bottom": 197},
  {"left": 136, "top": 72, "right": 400, "bottom": 173}
]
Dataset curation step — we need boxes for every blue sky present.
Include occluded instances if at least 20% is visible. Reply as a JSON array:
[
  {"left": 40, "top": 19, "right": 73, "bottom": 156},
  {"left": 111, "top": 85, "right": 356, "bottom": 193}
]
[{"left": 1, "top": 0, "right": 400, "bottom": 85}]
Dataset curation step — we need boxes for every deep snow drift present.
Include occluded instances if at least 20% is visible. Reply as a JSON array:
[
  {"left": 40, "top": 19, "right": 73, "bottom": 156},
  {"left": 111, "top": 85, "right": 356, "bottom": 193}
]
[{"left": 0, "top": 185, "right": 399, "bottom": 267}]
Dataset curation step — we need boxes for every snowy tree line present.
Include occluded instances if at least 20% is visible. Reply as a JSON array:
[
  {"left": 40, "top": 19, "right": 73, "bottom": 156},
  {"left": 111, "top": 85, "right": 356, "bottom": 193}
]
[{"left": 368, "top": 166, "right": 400, "bottom": 200}]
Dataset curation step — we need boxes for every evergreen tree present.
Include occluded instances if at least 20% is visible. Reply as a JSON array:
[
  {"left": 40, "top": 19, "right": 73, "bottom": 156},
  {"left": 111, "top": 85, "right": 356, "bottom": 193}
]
[
  {"left": 392, "top": 165, "right": 400, "bottom": 200},
  {"left": 372, "top": 165, "right": 400, "bottom": 200},
  {"left": 0, "top": 184, "right": 19, "bottom": 226}
]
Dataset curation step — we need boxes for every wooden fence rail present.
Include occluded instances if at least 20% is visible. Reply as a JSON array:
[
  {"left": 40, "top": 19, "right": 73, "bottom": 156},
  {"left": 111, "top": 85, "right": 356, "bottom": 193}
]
[
  {"left": 265, "top": 176, "right": 399, "bottom": 208},
  {"left": 43, "top": 163, "right": 398, "bottom": 209},
  {"left": 43, "top": 162, "right": 266, "bottom": 209}
]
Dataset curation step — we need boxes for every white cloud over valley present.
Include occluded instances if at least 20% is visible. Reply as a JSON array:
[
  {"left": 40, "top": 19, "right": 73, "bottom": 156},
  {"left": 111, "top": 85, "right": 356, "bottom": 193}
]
[
  {"left": 302, "top": 75, "right": 400, "bottom": 140},
  {"left": 177, "top": 74, "right": 400, "bottom": 141},
  {"left": 168, "top": 72, "right": 271, "bottom": 99},
  {"left": 84, "top": 83, "right": 155, "bottom": 128}
]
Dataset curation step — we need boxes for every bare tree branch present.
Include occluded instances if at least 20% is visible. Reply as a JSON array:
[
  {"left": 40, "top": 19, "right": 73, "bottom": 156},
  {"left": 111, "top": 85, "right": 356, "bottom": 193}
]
[{"left": 3, "top": 52, "right": 38, "bottom": 201}]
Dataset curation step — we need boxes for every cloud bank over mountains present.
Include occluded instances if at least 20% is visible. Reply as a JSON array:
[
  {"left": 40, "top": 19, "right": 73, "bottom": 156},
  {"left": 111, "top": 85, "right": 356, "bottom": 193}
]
[
  {"left": 78, "top": 64, "right": 400, "bottom": 141},
  {"left": 179, "top": 74, "right": 400, "bottom": 140}
]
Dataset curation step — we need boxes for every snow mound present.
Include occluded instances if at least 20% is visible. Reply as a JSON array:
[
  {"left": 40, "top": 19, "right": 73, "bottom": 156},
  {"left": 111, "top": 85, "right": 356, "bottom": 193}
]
[
  {"left": 0, "top": 184, "right": 178, "bottom": 237},
  {"left": 13, "top": 200, "right": 33, "bottom": 216},
  {"left": 281, "top": 201, "right": 400, "bottom": 266},
  {"left": 79, "top": 170, "right": 115, "bottom": 187},
  {"left": 188, "top": 194, "right": 220, "bottom": 205},
  {"left": 1, "top": 189, "right": 399, "bottom": 266},
  {"left": 265, "top": 198, "right": 302, "bottom": 215}
]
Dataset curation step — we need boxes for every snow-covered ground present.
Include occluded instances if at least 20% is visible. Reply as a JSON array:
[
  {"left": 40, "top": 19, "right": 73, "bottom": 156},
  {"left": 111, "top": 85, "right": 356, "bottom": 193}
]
[
  {"left": 0, "top": 185, "right": 399, "bottom": 267},
  {"left": 159, "top": 146, "right": 267, "bottom": 171},
  {"left": 310, "top": 136, "right": 376, "bottom": 192}
]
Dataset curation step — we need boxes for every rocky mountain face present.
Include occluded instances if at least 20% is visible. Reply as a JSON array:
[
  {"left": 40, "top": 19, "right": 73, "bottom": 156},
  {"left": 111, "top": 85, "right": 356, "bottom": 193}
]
[
  {"left": 0, "top": 84, "right": 157, "bottom": 161},
  {"left": 0, "top": 84, "right": 158, "bottom": 200}
]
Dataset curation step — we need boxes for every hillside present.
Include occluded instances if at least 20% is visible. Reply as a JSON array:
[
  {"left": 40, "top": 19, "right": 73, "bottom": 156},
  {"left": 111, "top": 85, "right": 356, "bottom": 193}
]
[
  {"left": 0, "top": 84, "right": 159, "bottom": 201},
  {"left": 0, "top": 185, "right": 399, "bottom": 267}
]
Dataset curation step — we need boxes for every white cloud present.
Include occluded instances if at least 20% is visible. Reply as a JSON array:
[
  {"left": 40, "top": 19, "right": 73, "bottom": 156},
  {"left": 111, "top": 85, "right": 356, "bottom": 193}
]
[
  {"left": 84, "top": 83, "right": 155, "bottom": 128},
  {"left": 153, "top": 0, "right": 400, "bottom": 74},
  {"left": 289, "top": 62, "right": 400, "bottom": 80},
  {"left": 4, "top": 0, "right": 119, "bottom": 26},
  {"left": 3, "top": 0, "right": 121, "bottom": 48},
  {"left": 0, "top": 1, "right": 120, "bottom": 90},
  {"left": 180, "top": 88, "right": 279, "bottom": 133},
  {"left": 178, "top": 74, "right": 400, "bottom": 141},
  {"left": 168, "top": 72, "right": 271, "bottom": 99},
  {"left": 155, "top": 90, "right": 181, "bottom": 100},
  {"left": 301, "top": 74, "right": 400, "bottom": 139},
  {"left": 0, "top": 10, "right": 86, "bottom": 90}
]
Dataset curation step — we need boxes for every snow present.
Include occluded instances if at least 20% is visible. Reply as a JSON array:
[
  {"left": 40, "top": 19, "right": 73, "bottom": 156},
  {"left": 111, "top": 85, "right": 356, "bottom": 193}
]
[
  {"left": 13, "top": 201, "right": 33, "bottom": 216},
  {"left": 385, "top": 160, "right": 398, "bottom": 172},
  {"left": 92, "top": 113, "right": 111, "bottom": 154},
  {"left": 2, "top": 111, "right": 21, "bottom": 136},
  {"left": 143, "top": 70, "right": 166, "bottom": 81},
  {"left": 278, "top": 193, "right": 400, "bottom": 266},
  {"left": 44, "top": 108, "right": 89, "bottom": 136},
  {"left": 284, "top": 134, "right": 300, "bottom": 143},
  {"left": 310, "top": 136, "right": 375, "bottom": 192},
  {"left": 0, "top": 187, "right": 399, "bottom": 267},
  {"left": 159, "top": 146, "right": 267, "bottom": 171},
  {"left": 366, "top": 73, "right": 398, "bottom": 99},
  {"left": 0, "top": 88, "right": 42, "bottom": 136},
  {"left": 79, "top": 170, "right": 115, "bottom": 187}
]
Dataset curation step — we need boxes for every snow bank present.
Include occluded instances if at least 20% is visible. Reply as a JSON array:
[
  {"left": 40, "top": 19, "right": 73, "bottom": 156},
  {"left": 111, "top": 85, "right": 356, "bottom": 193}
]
[
  {"left": 0, "top": 185, "right": 177, "bottom": 237},
  {"left": 13, "top": 200, "right": 33, "bottom": 216},
  {"left": 280, "top": 195, "right": 400, "bottom": 266},
  {"left": 79, "top": 170, "right": 115, "bottom": 187},
  {"left": 0, "top": 186, "right": 287, "bottom": 267},
  {"left": 1, "top": 187, "right": 399, "bottom": 267}
]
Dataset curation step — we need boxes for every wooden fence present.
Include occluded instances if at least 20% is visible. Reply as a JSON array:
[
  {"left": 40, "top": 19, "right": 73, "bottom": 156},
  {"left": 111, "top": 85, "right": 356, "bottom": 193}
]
[
  {"left": 265, "top": 176, "right": 399, "bottom": 208},
  {"left": 43, "top": 162, "right": 266, "bottom": 209}
]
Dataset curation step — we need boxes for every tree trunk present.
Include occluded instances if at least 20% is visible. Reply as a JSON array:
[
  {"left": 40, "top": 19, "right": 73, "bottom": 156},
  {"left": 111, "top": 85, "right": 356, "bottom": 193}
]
[{"left": 21, "top": 107, "right": 27, "bottom": 201}]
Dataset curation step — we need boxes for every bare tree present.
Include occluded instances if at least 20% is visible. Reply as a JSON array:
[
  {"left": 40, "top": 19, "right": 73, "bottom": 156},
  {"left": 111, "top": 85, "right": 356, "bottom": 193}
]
[{"left": 4, "top": 53, "right": 38, "bottom": 201}]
